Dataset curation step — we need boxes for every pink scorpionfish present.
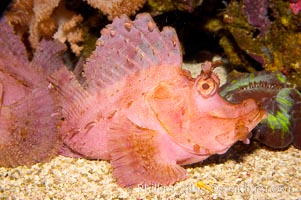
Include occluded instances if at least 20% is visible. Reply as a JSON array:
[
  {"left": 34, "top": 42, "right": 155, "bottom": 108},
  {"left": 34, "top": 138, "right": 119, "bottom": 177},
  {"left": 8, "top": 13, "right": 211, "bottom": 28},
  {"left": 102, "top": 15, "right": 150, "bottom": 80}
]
[
  {"left": 49, "top": 13, "right": 266, "bottom": 187},
  {"left": 0, "top": 17, "right": 64, "bottom": 167}
]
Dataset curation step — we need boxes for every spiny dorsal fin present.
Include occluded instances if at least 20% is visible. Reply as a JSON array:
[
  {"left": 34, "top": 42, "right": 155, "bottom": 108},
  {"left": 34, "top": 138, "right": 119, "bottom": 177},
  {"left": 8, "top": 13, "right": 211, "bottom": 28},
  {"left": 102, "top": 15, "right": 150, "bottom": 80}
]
[
  {"left": 0, "top": 17, "right": 66, "bottom": 89},
  {"left": 83, "top": 13, "right": 182, "bottom": 89},
  {"left": 30, "top": 39, "right": 66, "bottom": 74},
  {"left": 0, "top": 17, "right": 28, "bottom": 65},
  {"left": 48, "top": 67, "right": 92, "bottom": 121}
]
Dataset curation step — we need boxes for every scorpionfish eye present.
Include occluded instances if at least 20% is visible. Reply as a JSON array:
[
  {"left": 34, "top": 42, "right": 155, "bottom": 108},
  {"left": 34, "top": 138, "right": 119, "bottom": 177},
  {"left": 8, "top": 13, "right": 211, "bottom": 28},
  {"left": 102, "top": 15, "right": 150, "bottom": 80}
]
[{"left": 196, "top": 77, "right": 217, "bottom": 98}]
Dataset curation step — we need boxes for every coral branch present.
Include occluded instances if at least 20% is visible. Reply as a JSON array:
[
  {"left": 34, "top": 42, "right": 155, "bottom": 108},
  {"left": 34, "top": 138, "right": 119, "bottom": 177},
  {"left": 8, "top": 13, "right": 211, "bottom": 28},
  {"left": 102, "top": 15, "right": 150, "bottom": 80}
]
[{"left": 84, "top": 0, "right": 146, "bottom": 20}]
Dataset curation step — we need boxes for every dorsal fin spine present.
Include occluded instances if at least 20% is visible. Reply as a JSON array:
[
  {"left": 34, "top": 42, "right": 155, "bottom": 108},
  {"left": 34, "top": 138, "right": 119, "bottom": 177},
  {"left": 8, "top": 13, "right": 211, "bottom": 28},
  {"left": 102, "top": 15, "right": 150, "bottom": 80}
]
[{"left": 83, "top": 13, "right": 182, "bottom": 89}]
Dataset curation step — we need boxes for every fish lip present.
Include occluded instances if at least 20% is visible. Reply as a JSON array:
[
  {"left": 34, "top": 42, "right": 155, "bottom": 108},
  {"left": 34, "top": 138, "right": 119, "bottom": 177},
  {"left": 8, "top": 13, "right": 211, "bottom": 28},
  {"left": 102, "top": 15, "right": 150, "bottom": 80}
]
[
  {"left": 246, "top": 132, "right": 253, "bottom": 139},
  {"left": 252, "top": 108, "right": 267, "bottom": 122},
  {"left": 236, "top": 108, "right": 267, "bottom": 143},
  {"left": 212, "top": 108, "right": 267, "bottom": 147}
]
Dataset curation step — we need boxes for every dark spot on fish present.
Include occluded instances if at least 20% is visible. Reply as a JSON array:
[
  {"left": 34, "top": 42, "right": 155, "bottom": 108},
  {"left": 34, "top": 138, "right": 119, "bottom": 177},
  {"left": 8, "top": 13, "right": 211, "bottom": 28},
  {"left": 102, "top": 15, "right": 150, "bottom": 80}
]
[
  {"left": 148, "top": 21, "right": 155, "bottom": 32},
  {"left": 107, "top": 110, "right": 117, "bottom": 119},
  {"left": 193, "top": 144, "right": 200, "bottom": 153},
  {"left": 124, "top": 22, "right": 132, "bottom": 31},
  {"left": 97, "top": 112, "right": 103, "bottom": 121},
  {"left": 110, "top": 30, "right": 116, "bottom": 37},
  {"left": 127, "top": 101, "right": 133, "bottom": 108},
  {"left": 202, "top": 83, "right": 209, "bottom": 90},
  {"left": 172, "top": 35, "right": 177, "bottom": 47},
  {"left": 20, "top": 127, "right": 28, "bottom": 139}
]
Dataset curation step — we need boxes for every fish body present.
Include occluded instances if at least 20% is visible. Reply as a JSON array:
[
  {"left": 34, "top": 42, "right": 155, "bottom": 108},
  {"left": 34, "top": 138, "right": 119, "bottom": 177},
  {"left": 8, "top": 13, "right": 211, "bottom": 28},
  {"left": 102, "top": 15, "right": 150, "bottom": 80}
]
[
  {"left": 0, "top": 17, "right": 65, "bottom": 167},
  {"left": 49, "top": 13, "right": 266, "bottom": 187}
]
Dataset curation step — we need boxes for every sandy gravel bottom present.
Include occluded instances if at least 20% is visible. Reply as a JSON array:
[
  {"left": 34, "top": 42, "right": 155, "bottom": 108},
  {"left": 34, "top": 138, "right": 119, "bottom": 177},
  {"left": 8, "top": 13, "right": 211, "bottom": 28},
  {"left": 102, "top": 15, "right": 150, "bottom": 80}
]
[{"left": 0, "top": 141, "right": 300, "bottom": 200}]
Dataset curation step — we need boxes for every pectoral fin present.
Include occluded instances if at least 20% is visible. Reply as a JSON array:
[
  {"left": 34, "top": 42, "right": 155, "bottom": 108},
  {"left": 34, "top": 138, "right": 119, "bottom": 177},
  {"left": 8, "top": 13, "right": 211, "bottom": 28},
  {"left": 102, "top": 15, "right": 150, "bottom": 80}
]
[{"left": 108, "top": 117, "right": 187, "bottom": 187}]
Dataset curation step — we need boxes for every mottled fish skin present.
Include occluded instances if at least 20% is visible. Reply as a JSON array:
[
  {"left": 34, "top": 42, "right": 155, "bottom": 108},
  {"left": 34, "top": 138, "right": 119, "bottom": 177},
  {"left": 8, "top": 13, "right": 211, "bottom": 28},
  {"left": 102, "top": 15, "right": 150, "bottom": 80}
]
[
  {"left": 0, "top": 17, "right": 64, "bottom": 167},
  {"left": 49, "top": 13, "right": 266, "bottom": 187}
]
